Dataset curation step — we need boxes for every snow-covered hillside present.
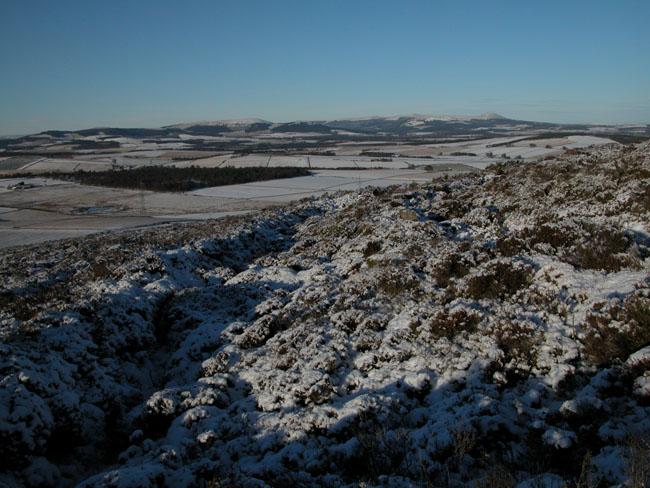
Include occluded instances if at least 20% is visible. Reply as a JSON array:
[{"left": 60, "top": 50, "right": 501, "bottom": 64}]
[{"left": 1, "top": 143, "right": 649, "bottom": 487}]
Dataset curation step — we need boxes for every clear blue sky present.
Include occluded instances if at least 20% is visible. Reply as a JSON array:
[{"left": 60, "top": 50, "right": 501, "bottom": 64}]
[{"left": 1, "top": 0, "right": 648, "bottom": 134}]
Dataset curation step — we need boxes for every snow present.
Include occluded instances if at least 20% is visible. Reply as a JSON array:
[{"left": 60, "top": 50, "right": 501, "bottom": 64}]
[
  {"left": 151, "top": 210, "right": 256, "bottom": 220},
  {"left": 187, "top": 170, "right": 439, "bottom": 201},
  {"left": 309, "top": 155, "right": 409, "bottom": 169},
  {"left": 0, "top": 141, "right": 648, "bottom": 487},
  {"left": 542, "top": 426, "right": 577, "bottom": 448},
  {"left": 567, "top": 135, "right": 618, "bottom": 146},
  {"left": 0, "top": 177, "right": 70, "bottom": 188},
  {"left": 628, "top": 346, "right": 650, "bottom": 364}
]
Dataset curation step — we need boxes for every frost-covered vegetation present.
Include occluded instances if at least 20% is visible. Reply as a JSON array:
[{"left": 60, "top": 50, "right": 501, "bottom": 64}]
[{"left": 1, "top": 142, "right": 649, "bottom": 487}]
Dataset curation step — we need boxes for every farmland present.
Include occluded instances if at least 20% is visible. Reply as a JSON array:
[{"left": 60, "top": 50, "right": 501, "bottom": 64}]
[{"left": 0, "top": 114, "right": 644, "bottom": 249}]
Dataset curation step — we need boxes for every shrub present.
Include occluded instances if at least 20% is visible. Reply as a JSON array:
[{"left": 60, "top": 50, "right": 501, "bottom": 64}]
[
  {"left": 516, "top": 222, "right": 579, "bottom": 252},
  {"left": 363, "top": 241, "right": 382, "bottom": 258},
  {"left": 572, "top": 226, "right": 638, "bottom": 272},
  {"left": 348, "top": 420, "right": 410, "bottom": 481},
  {"left": 376, "top": 269, "right": 418, "bottom": 296},
  {"left": 475, "top": 465, "right": 515, "bottom": 488},
  {"left": 424, "top": 307, "right": 482, "bottom": 340},
  {"left": 1, "top": 284, "right": 70, "bottom": 323},
  {"left": 87, "top": 260, "right": 114, "bottom": 280},
  {"left": 492, "top": 320, "right": 543, "bottom": 379},
  {"left": 233, "top": 314, "right": 290, "bottom": 349},
  {"left": 431, "top": 252, "right": 471, "bottom": 287},
  {"left": 436, "top": 198, "right": 472, "bottom": 219},
  {"left": 582, "top": 297, "right": 650, "bottom": 366},
  {"left": 495, "top": 235, "right": 527, "bottom": 257},
  {"left": 514, "top": 221, "right": 640, "bottom": 271},
  {"left": 465, "top": 261, "right": 533, "bottom": 300}
]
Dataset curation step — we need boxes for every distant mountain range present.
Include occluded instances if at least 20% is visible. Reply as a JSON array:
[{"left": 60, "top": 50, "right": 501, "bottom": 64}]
[
  {"left": 1, "top": 114, "right": 648, "bottom": 154},
  {"left": 152, "top": 113, "right": 648, "bottom": 139},
  {"left": 160, "top": 112, "right": 571, "bottom": 137},
  {"left": 165, "top": 113, "right": 508, "bottom": 131}
]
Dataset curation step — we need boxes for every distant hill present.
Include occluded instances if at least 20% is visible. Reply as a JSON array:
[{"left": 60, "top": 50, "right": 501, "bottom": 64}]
[
  {"left": 1, "top": 114, "right": 647, "bottom": 156},
  {"left": 56, "top": 113, "right": 650, "bottom": 138}
]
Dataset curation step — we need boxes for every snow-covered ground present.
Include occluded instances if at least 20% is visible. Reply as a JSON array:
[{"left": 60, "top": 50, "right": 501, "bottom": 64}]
[
  {"left": 3, "top": 135, "right": 619, "bottom": 176},
  {"left": 22, "top": 159, "right": 115, "bottom": 172},
  {"left": 1, "top": 142, "right": 649, "bottom": 487},
  {"left": 0, "top": 180, "right": 272, "bottom": 250},
  {"left": 187, "top": 170, "right": 443, "bottom": 202},
  {"left": 0, "top": 177, "right": 71, "bottom": 189}
]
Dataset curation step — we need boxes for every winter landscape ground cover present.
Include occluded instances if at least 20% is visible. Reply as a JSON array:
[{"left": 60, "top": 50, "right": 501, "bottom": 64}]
[{"left": 1, "top": 142, "right": 649, "bottom": 487}]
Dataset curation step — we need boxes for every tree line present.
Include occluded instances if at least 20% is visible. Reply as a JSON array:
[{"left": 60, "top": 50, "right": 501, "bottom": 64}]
[{"left": 2, "top": 166, "right": 310, "bottom": 192}]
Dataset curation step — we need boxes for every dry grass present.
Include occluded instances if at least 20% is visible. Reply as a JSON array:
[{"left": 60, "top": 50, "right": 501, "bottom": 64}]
[{"left": 623, "top": 434, "right": 650, "bottom": 487}]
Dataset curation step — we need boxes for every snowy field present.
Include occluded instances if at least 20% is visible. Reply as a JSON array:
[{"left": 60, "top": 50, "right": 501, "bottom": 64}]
[
  {"left": 21, "top": 158, "right": 114, "bottom": 172},
  {"left": 425, "top": 135, "right": 618, "bottom": 161},
  {"left": 0, "top": 177, "right": 70, "bottom": 189},
  {"left": 0, "top": 227, "right": 100, "bottom": 248},
  {"left": 171, "top": 155, "right": 232, "bottom": 168},
  {"left": 187, "top": 169, "right": 448, "bottom": 202},
  {"left": 0, "top": 179, "right": 271, "bottom": 249},
  {"left": 2, "top": 135, "right": 618, "bottom": 175},
  {"left": 0, "top": 207, "right": 166, "bottom": 249},
  {"left": 152, "top": 210, "right": 256, "bottom": 220}
]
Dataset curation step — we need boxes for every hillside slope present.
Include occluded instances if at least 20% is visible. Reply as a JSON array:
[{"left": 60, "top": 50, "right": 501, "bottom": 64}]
[{"left": 1, "top": 143, "right": 649, "bottom": 487}]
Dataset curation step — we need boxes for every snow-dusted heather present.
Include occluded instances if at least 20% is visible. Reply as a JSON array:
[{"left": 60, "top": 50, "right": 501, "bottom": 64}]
[{"left": 1, "top": 142, "right": 649, "bottom": 487}]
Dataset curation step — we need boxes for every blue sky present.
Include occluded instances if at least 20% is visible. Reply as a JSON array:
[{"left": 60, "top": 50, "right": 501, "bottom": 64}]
[{"left": 1, "top": 0, "right": 648, "bottom": 134}]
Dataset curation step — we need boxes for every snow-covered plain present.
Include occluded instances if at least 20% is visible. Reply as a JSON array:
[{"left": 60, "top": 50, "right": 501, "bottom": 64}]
[
  {"left": 423, "top": 135, "right": 619, "bottom": 163},
  {"left": 23, "top": 159, "right": 114, "bottom": 172},
  {"left": 3, "top": 134, "right": 619, "bottom": 177},
  {"left": 187, "top": 170, "right": 443, "bottom": 202},
  {"left": 1, "top": 142, "right": 649, "bottom": 487},
  {"left": 0, "top": 180, "right": 273, "bottom": 250}
]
